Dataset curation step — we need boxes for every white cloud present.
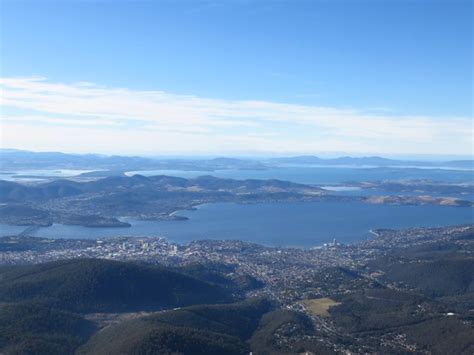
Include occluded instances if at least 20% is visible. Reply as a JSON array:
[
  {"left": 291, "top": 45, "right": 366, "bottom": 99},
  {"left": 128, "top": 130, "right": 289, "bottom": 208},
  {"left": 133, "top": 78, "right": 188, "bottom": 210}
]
[{"left": 0, "top": 77, "right": 472, "bottom": 155}]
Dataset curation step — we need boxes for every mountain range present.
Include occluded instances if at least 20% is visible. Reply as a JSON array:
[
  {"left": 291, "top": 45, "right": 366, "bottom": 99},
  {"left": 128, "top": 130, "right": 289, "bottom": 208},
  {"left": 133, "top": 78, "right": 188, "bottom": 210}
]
[{"left": 1, "top": 149, "right": 472, "bottom": 171}]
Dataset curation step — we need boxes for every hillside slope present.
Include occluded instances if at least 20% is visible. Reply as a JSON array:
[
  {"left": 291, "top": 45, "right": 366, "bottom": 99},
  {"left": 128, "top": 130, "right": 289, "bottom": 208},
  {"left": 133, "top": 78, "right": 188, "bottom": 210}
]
[
  {"left": 79, "top": 298, "right": 272, "bottom": 355},
  {"left": 0, "top": 303, "right": 96, "bottom": 355},
  {"left": 0, "top": 259, "right": 233, "bottom": 312}
]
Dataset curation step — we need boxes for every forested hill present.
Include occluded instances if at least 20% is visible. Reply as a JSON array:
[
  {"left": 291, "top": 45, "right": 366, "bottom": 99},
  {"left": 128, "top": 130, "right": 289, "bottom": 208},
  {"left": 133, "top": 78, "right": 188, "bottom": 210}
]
[
  {"left": 79, "top": 298, "right": 273, "bottom": 355},
  {"left": 0, "top": 258, "right": 233, "bottom": 312}
]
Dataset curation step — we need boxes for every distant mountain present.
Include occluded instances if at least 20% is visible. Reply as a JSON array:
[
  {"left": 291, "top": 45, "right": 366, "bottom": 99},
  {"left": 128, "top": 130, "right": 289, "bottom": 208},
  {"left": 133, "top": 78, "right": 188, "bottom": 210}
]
[
  {"left": 0, "top": 149, "right": 265, "bottom": 171},
  {"left": 0, "top": 149, "right": 156, "bottom": 171},
  {"left": 1, "top": 149, "right": 472, "bottom": 171},
  {"left": 270, "top": 155, "right": 474, "bottom": 169},
  {"left": 0, "top": 179, "right": 83, "bottom": 202},
  {"left": 0, "top": 259, "right": 233, "bottom": 312}
]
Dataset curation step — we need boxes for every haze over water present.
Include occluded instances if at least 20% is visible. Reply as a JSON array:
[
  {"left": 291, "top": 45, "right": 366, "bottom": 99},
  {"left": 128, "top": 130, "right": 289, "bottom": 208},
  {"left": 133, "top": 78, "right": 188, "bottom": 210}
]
[{"left": 126, "top": 166, "right": 474, "bottom": 185}]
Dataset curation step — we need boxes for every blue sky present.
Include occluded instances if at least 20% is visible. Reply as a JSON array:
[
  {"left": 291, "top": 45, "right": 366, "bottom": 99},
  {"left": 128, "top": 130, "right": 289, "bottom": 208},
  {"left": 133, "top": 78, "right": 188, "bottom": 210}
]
[{"left": 0, "top": 0, "right": 472, "bottom": 157}]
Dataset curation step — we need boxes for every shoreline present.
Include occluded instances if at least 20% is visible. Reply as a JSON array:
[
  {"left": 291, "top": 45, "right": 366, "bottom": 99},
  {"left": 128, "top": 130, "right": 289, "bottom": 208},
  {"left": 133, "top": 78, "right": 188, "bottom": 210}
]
[
  {"left": 2, "top": 221, "right": 474, "bottom": 251},
  {"left": 1, "top": 224, "right": 473, "bottom": 258}
]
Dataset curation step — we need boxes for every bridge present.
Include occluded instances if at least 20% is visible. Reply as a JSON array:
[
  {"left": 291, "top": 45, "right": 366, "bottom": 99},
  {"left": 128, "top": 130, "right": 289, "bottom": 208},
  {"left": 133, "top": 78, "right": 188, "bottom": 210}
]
[{"left": 18, "top": 225, "right": 41, "bottom": 237}]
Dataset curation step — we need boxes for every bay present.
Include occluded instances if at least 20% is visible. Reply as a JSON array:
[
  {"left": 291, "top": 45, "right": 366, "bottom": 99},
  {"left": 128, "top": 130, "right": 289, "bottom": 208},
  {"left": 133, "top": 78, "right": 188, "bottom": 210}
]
[{"left": 1, "top": 202, "right": 472, "bottom": 248}]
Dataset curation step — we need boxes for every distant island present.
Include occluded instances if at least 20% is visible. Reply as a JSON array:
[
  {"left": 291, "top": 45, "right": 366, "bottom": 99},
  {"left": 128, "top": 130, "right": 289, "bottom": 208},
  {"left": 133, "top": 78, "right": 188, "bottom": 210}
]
[{"left": 0, "top": 174, "right": 472, "bottom": 228}]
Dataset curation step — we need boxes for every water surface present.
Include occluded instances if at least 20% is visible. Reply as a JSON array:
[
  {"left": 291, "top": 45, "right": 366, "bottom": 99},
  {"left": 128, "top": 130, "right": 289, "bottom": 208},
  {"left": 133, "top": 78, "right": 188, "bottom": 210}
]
[
  {"left": 125, "top": 166, "right": 474, "bottom": 184},
  {"left": 1, "top": 202, "right": 472, "bottom": 248}
]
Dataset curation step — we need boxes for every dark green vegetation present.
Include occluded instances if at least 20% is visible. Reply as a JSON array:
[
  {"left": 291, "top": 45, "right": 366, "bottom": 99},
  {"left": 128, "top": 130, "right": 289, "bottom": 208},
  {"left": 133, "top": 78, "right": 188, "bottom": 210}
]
[
  {"left": 370, "top": 234, "right": 474, "bottom": 313},
  {"left": 0, "top": 303, "right": 96, "bottom": 355},
  {"left": 0, "top": 259, "right": 232, "bottom": 312},
  {"left": 0, "top": 258, "right": 278, "bottom": 354},
  {"left": 329, "top": 287, "right": 474, "bottom": 354},
  {"left": 175, "top": 262, "right": 264, "bottom": 295},
  {"left": 0, "top": 258, "right": 254, "bottom": 354},
  {"left": 324, "top": 238, "right": 474, "bottom": 353},
  {"left": 79, "top": 298, "right": 272, "bottom": 355},
  {"left": 249, "top": 309, "right": 330, "bottom": 354},
  {"left": 1, "top": 229, "right": 474, "bottom": 354},
  {"left": 332, "top": 288, "right": 441, "bottom": 332},
  {"left": 382, "top": 257, "right": 473, "bottom": 299},
  {"left": 401, "top": 317, "right": 474, "bottom": 354}
]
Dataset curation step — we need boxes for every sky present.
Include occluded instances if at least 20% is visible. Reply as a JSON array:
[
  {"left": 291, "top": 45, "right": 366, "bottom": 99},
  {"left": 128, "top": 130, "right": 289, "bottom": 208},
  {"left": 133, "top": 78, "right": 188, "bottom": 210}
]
[{"left": 0, "top": 0, "right": 472, "bottom": 157}]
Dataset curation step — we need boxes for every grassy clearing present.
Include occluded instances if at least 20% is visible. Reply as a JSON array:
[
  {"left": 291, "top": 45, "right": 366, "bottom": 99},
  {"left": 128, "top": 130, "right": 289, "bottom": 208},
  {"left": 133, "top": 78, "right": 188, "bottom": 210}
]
[{"left": 301, "top": 297, "right": 341, "bottom": 317}]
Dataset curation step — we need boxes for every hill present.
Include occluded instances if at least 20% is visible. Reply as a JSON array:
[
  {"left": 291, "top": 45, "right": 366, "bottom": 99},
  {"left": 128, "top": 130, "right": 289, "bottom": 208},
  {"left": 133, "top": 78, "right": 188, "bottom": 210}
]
[
  {"left": 79, "top": 298, "right": 272, "bottom": 355},
  {"left": 371, "top": 254, "right": 474, "bottom": 312},
  {"left": 0, "top": 259, "right": 233, "bottom": 312},
  {"left": 0, "top": 174, "right": 325, "bottom": 226},
  {"left": 0, "top": 174, "right": 321, "bottom": 203},
  {"left": 0, "top": 303, "right": 96, "bottom": 355},
  {"left": 381, "top": 257, "right": 474, "bottom": 298},
  {"left": 249, "top": 309, "right": 326, "bottom": 354}
]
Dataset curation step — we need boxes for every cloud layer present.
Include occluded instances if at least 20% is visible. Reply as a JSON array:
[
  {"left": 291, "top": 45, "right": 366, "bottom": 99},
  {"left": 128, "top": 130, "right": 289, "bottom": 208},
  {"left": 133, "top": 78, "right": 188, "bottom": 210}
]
[{"left": 1, "top": 77, "right": 472, "bottom": 155}]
